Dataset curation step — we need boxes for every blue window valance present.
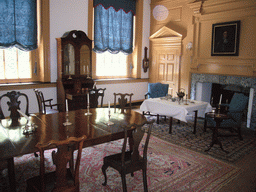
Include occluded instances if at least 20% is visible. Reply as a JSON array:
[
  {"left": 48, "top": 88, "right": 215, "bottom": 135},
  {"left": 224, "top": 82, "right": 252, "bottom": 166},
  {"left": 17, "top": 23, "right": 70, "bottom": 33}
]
[
  {"left": 93, "top": 0, "right": 136, "bottom": 15},
  {"left": 0, "top": 0, "right": 37, "bottom": 51},
  {"left": 93, "top": 1, "right": 135, "bottom": 54}
]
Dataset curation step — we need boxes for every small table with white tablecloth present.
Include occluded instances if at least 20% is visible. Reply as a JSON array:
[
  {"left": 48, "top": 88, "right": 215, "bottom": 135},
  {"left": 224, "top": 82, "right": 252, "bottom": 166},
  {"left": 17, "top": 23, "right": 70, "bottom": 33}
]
[{"left": 140, "top": 98, "right": 212, "bottom": 134}]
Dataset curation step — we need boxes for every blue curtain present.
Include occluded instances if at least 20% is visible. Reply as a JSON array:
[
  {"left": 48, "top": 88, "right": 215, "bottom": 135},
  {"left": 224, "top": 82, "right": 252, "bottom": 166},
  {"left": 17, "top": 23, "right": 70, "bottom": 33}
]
[
  {"left": 93, "top": 2, "right": 135, "bottom": 54},
  {"left": 0, "top": 0, "right": 37, "bottom": 51}
]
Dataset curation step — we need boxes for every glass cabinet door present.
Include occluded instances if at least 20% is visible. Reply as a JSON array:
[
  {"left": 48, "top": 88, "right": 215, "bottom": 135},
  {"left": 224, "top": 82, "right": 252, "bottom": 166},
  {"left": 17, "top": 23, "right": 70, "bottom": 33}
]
[
  {"left": 63, "top": 43, "right": 75, "bottom": 75},
  {"left": 80, "top": 45, "right": 90, "bottom": 75}
]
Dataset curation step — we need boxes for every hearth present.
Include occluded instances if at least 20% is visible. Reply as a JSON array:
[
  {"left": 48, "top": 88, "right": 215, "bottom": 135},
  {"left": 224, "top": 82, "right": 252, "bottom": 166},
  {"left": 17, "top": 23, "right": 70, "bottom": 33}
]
[{"left": 190, "top": 73, "right": 255, "bottom": 130}]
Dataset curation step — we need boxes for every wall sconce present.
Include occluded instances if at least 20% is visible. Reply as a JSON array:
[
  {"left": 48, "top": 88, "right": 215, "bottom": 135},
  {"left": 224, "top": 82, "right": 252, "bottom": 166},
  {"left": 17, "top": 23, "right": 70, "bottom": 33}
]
[
  {"left": 186, "top": 42, "right": 193, "bottom": 50},
  {"left": 142, "top": 47, "right": 149, "bottom": 73}
]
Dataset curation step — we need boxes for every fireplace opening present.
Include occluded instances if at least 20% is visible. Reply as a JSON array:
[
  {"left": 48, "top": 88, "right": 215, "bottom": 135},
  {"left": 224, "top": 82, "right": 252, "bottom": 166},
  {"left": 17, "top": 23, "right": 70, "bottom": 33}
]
[
  {"left": 211, "top": 83, "right": 250, "bottom": 108},
  {"left": 195, "top": 82, "right": 253, "bottom": 128},
  {"left": 191, "top": 73, "right": 255, "bottom": 130}
]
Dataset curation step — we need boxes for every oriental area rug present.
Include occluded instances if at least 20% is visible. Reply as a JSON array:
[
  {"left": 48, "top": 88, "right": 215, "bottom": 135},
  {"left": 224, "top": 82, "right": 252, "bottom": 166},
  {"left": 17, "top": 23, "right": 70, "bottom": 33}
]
[
  {"left": 143, "top": 116, "right": 256, "bottom": 163},
  {"left": 0, "top": 135, "right": 242, "bottom": 191}
]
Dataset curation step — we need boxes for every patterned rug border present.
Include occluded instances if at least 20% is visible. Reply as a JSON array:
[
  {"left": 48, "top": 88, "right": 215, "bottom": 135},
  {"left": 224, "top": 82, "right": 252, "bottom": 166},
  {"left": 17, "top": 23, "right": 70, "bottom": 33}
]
[{"left": 147, "top": 135, "right": 243, "bottom": 191}]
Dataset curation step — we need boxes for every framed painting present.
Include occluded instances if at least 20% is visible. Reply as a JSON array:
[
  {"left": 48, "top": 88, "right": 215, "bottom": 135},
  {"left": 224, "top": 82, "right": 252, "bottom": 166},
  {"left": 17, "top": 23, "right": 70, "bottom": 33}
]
[{"left": 211, "top": 20, "right": 240, "bottom": 56}]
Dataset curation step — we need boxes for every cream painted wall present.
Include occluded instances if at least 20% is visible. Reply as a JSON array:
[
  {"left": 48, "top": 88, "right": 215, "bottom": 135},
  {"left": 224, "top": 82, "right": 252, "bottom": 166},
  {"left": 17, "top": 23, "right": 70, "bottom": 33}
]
[{"left": 141, "top": 0, "right": 151, "bottom": 79}]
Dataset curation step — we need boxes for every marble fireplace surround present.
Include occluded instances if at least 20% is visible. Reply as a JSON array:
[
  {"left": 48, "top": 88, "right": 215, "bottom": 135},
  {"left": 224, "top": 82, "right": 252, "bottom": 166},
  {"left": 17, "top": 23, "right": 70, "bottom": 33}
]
[{"left": 190, "top": 73, "right": 256, "bottom": 130}]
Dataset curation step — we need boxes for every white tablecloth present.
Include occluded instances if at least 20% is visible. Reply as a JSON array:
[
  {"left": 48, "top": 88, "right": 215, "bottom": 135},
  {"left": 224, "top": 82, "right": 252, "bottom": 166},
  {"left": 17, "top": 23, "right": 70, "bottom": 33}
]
[{"left": 140, "top": 98, "right": 212, "bottom": 123}]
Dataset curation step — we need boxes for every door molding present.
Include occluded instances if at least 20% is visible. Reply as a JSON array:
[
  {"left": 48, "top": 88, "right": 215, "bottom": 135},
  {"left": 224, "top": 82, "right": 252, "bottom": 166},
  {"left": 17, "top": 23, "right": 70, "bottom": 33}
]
[{"left": 149, "top": 26, "right": 182, "bottom": 94}]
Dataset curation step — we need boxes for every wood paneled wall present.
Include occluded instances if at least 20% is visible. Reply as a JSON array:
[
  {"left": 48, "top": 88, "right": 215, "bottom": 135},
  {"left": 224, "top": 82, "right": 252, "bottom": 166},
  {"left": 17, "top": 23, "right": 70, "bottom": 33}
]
[{"left": 150, "top": 0, "right": 256, "bottom": 93}]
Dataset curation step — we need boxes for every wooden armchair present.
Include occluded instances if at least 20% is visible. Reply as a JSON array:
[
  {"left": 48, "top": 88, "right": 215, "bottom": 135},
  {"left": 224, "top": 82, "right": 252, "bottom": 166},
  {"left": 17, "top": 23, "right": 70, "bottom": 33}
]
[
  {"left": 102, "top": 120, "right": 154, "bottom": 192},
  {"left": 26, "top": 135, "right": 87, "bottom": 192},
  {"left": 34, "top": 89, "right": 63, "bottom": 114},
  {"left": 114, "top": 93, "right": 133, "bottom": 113}
]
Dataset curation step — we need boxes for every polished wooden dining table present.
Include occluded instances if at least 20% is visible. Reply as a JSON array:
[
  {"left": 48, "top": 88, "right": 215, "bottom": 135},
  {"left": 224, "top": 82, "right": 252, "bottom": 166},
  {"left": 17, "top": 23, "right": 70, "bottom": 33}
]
[{"left": 0, "top": 108, "right": 147, "bottom": 192}]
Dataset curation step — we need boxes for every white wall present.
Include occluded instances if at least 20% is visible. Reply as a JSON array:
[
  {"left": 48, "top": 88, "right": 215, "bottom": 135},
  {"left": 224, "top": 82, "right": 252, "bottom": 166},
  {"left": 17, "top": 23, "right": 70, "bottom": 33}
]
[
  {"left": 50, "top": 0, "right": 89, "bottom": 82},
  {"left": 0, "top": 87, "right": 57, "bottom": 114},
  {"left": 49, "top": 0, "right": 150, "bottom": 104}
]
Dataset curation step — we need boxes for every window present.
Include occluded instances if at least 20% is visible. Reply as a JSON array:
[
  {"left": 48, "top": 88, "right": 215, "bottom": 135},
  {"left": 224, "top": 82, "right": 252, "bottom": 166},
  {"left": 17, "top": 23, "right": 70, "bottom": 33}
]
[
  {"left": 88, "top": 0, "right": 143, "bottom": 79},
  {"left": 0, "top": 48, "right": 31, "bottom": 80},
  {"left": 96, "top": 51, "right": 128, "bottom": 77},
  {"left": 0, "top": 0, "right": 50, "bottom": 84},
  {"left": 93, "top": 1, "right": 135, "bottom": 79}
]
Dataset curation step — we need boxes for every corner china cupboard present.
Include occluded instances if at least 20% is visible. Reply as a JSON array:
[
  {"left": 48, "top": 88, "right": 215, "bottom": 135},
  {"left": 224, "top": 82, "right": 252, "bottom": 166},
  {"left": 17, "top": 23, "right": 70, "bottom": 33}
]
[{"left": 56, "top": 30, "right": 96, "bottom": 111}]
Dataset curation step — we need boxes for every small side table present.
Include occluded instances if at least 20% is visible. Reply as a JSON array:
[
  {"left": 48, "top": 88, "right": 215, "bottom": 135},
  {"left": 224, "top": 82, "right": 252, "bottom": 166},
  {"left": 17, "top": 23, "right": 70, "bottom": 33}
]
[{"left": 204, "top": 112, "right": 230, "bottom": 153}]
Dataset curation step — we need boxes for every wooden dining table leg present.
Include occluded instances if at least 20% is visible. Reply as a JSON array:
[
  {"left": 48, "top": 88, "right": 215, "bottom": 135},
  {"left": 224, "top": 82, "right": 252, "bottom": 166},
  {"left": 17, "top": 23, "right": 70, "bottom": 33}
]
[
  {"left": 169, "top": 117, "right": 173, "bottom": 134},
  {"left": 7, "top": 157, "right": 16, "bottom": 192},
  {"left": 193, "top": 110, "right": 198, "bottom": 134},
  {"left": 128, "top": 135, "right": 134, "bottom": 151}
]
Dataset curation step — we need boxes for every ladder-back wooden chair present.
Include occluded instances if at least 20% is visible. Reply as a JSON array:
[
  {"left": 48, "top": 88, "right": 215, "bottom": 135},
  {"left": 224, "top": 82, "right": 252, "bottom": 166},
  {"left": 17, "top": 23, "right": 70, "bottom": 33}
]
[
  {"left": 102, "top": 120, "right": 154, "bottom": 192},
  {"left": 26, "top": 135, "right": 87, "bottom": 192}
]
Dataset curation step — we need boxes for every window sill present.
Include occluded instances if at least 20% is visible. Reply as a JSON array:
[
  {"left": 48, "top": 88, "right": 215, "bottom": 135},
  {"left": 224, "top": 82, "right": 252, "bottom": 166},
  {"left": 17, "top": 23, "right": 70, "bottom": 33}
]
[
  {"left": 0, "top": 78, "right": 149, "bottom": 91},
  {"left": 0, "top": 82, "right": 56, "bottom": 91},
  {"left": 94, "top": 78, "right": 149, "bottom": 85}
]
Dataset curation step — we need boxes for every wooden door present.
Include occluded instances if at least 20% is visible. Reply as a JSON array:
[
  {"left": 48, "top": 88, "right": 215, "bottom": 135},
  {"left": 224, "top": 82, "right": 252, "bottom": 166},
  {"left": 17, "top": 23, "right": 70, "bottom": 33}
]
[{"left": 156, "top": 49, "right": 180, "bottom": 96}]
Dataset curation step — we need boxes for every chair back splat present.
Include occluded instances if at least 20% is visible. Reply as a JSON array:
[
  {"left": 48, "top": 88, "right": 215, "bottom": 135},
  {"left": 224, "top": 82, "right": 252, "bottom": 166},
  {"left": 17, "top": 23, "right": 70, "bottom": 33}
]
[
  {"left": 26, "top": 135, "right": 87, "bottom": 192},
  {"left": 89, "top": 88, "right": 106, "bottom": 108},
  {"left": 114, "top": 93, "right": 133, "bottom": 113},
  {"left": 0, "top": 91, "right": 29, "bottom": 120},
  {"left": 102, "top": 120, "right": 154, "bottom": 192}
]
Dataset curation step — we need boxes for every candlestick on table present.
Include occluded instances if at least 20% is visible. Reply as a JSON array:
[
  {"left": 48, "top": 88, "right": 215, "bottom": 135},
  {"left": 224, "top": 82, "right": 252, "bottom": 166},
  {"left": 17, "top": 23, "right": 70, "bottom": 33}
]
[
  {"left": 66, "top": 99, "right": 69, "bottom": 112},
  {"left": 85, "top": 91, "right": 92, "bottom": 116},
  {"left": 87, "top": 93, "right": 90, "bottom": 106},
  {"left": 63, "top": 99, "right": 72, "bottom": 126},
  {"left": 107, "top": 101, "right": 114, "bottom": 125},
  {"left": 219, "top": 94, "right": 222, "bottom": 105}
]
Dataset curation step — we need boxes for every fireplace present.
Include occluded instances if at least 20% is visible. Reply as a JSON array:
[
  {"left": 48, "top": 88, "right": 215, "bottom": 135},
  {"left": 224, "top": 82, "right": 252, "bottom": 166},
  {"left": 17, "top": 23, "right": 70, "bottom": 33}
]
[{"left": 190, "top": 73, "right": 255, "bottom": 130}]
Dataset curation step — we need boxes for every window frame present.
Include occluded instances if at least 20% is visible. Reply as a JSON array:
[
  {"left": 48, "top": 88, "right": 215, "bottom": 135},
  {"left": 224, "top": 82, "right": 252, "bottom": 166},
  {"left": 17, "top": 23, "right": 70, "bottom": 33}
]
[
  {"left": 88, "top": 0, "right": 143, "bottom": 80},
  {"left": 0, "top": 0, "right": 50, "bottom": 84}
]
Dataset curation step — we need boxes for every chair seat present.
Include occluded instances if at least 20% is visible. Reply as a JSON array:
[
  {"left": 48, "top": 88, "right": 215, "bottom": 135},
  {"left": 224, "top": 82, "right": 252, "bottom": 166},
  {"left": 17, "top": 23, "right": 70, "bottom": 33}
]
[
  {"left": 45, "top": 108, "right": 59, "bottom": 114},
  {"left": 103, "top": 151, "right": 145, "bottom": 173},
  {"left": 26, "top": 169, "right": 76, "bottom": 192}
]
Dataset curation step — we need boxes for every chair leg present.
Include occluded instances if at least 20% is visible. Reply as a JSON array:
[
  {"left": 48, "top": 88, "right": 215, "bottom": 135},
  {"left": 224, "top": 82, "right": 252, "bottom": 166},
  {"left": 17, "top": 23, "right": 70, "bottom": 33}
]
[
  {"left": 142, "top": 168, "right": 148, "bottom": 192},
  {"left": 121, "top": 172, "right": 127, "bottom": 192},
  {"left": 102, "top": 164, "right": 108, "bottom": 186},
  {"left": 237, "top": 126, "right": 243, "bottom": 140},
  {"left": 203, "top": 118, "right": 207, "bottom": 132}
]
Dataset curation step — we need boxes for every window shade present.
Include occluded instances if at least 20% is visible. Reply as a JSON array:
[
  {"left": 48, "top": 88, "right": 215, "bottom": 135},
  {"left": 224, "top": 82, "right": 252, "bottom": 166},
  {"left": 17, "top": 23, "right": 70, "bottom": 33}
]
[{"left": 0, "top": 0, "right": 37, "bottom": 51}]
